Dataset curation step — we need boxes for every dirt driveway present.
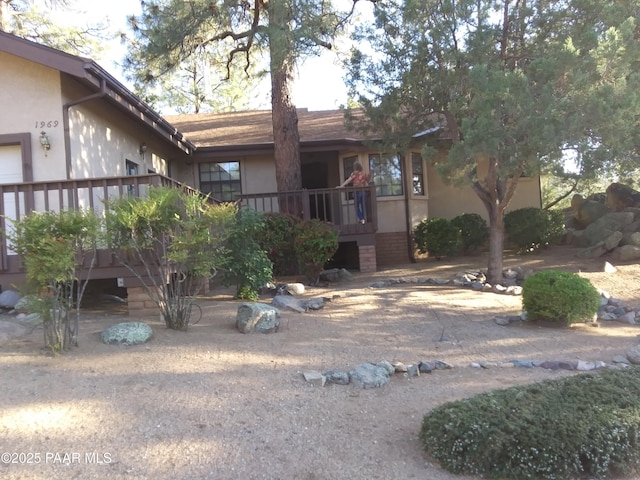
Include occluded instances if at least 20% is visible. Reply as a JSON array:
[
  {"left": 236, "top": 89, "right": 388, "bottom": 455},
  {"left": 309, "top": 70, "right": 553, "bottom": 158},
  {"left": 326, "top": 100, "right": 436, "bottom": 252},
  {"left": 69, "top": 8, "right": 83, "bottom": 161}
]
[{"left": 1, "top": 245, "right": 639, "bottom": 480}]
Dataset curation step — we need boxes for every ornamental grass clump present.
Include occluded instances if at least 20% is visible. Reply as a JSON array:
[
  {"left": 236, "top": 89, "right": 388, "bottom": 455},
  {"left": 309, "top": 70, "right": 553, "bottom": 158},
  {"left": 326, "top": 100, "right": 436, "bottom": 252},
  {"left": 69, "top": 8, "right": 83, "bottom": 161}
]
[
  {"left": 420, "top": 367, "right": 640, "bottom": 479},
  {"left": 522, "top": 270, "right": 600, "bottom": 325}
]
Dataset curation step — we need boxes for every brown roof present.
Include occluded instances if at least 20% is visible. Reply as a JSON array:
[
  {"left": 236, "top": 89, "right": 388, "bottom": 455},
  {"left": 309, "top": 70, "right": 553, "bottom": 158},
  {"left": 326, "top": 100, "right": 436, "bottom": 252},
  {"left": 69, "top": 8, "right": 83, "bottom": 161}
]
[{"left": 166, "top": 109, "right": 371, "bottom": 148}]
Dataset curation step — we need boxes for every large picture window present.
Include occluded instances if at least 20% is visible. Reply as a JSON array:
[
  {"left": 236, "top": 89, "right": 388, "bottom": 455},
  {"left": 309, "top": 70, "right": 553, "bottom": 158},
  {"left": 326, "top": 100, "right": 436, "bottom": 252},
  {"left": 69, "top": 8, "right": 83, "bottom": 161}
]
[
  {"left": 369, "top": 153, "right": 403, "bottom": 197},
  {"left": 199, "top": 161, "right": 241, "bottom": 202}
]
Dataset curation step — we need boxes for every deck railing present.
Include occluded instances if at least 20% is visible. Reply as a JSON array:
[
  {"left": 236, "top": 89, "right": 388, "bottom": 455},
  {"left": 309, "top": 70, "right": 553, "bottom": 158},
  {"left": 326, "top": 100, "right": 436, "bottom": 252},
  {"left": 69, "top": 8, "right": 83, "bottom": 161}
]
[
  {"left": 0, "top": 174, "right": 202, "bottom": 272},
  {"left": 238, "top": 185, "right": 378, "bottom": 236}
]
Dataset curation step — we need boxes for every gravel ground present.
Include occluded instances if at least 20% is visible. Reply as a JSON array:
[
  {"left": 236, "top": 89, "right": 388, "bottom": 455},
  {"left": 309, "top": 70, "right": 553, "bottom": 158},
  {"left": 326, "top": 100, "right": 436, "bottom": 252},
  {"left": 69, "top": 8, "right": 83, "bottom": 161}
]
[{"left": 1, "top": 245, "right": 640, "bottom": 480}]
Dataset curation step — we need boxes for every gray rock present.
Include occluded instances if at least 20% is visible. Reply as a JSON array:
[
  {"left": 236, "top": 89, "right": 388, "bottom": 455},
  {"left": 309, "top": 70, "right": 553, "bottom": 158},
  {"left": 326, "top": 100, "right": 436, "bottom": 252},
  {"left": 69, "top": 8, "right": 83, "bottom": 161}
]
[
  {"left": 482, "top": 283, "right": 493, "bottom": 292},
  {"left": 303, "top": 298, "right": 325, "bottom": 311},
  {"left": 604, "top": 231, "right": 624, "bottom": 251},
  {"left": 101, "top": 322, "right": 152, "bottom": 346},
  {"left": 0, "top": 320, "right": 27, "bottom": 342},
  {"left": 320, "top": 268, "right": 352, "bottom": 282},
  {"left": 271, "top": 295, "right": 306, "bottom": 313},
  {"left": 236, "top": 303, "right": 280, "bottom": 333},
  {"left": 626, "top": 345, "right": 640, "bottom": 365},
  {"left": 471, "top": 281, "right": 484, "bottom": 291},
  {"left": 432, "top": 360, "right": 453, "bottom": 370},
  {"left": 613, "top": 244, "right": 640, "bottom": 262},
  {"left": 511, "top": 359, "right": 536, "bottom": 368},
  {"left": 503, "top": 268, "right": 518, "bottom": 279},
  {"left": 0, "top": 290, "right": 20, "bottom": 309},
  {"left": 323, "top": 369, "right": 350, "bottom": 385},
  {"left": 621, "top": 231, "right": 640, "bottom": 247},
  {"left": 418, "top": 361, "right": 433, "bottom": 373},
  {"left": 617, "top": 311, "right": 636, "bottom": 324},
  {"left": 376, "top": 360, "right": 395, "bottom": 375},
  {"left": 580, "top": 211, "right": 635, "bottom": 246},
  {"left": 494, "top": 316, "right": 511, "bottom": 326},
  {"left": 349, "top": 363, "right": 390, "bottom": 389},
  {"left": 598, "top": 311, "right": 618, "bottom": 321},
  {"left": 406, "top": 364, "right": 420, "bottom": 377},
  {"left": 303, "top": 371, "right": 326, "bottom": 387},
  {"left": 613, "top": 355, "right": 631, "bottom": 365},
  {"left": 576, "top": 360, "right": 597, "bottom": 371}
]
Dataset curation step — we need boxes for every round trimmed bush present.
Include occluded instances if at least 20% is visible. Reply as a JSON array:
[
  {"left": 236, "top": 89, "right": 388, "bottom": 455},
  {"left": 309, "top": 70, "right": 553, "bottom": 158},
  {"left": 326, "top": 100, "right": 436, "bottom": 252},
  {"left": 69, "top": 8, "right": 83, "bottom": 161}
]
[
  {"left": 504, "top": 207, "right": 564, "bottom": 251},
  {"left": 451, "top": 213, "right": 488, "bottom": 254},
  {"left": 522, "top": 270, "right": 600, "bottom": 325},
  {"left": 413, "top": 217, "right": 460, "bottom": 260},
  {"left": 420, "top": 367, "right": 640, "bottom": 479}
]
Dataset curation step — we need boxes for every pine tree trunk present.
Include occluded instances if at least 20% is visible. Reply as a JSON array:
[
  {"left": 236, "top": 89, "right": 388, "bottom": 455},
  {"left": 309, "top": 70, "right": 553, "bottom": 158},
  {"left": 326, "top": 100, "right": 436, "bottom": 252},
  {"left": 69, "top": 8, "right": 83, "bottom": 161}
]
[
  {"left": 267, "top": 0, "right": 302, "bottom": 215},
  {"left": 486, "top": 202, "right": 505, "bottom": 285}
]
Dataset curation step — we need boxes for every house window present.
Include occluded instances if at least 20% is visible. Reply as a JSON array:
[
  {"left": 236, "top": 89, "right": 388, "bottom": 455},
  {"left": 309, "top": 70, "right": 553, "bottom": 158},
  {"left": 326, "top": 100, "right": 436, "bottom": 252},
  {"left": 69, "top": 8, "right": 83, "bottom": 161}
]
[
  {"left": 125, "top": 160, "right": 139, "bottom": 176},
  {"left": 199, "top": 161, "right": 241, "bottom": 202},
  {"left": 369, "top": 153, "right": 403, "bottom": 197},
  {"left": 412, "top": 152, "right": 425, "bottom": 195}
]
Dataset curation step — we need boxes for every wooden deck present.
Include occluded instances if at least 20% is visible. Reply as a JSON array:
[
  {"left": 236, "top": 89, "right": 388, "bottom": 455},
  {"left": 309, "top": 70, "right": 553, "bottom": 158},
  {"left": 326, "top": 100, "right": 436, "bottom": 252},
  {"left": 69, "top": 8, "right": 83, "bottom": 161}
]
[
  {"left": 238, "top": 185, "right": 378, "bottom": 238},
  {"left": 0, "top": 174, "right": 200, "bottom": 285}
]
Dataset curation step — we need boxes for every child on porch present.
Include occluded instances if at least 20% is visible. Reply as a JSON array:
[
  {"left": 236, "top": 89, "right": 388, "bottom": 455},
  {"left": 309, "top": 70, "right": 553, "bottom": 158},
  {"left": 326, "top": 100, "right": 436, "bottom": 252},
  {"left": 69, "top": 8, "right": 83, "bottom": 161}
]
[{"left": 337, "top": 161, "right": 373, "bottom": 224}]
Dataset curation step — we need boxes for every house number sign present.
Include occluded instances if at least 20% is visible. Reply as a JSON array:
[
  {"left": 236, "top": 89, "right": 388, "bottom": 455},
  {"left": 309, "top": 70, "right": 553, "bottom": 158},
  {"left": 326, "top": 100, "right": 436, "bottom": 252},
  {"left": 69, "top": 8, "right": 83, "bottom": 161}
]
[{"left": 35, "top": 120, "right": 60, "bottom": 128}]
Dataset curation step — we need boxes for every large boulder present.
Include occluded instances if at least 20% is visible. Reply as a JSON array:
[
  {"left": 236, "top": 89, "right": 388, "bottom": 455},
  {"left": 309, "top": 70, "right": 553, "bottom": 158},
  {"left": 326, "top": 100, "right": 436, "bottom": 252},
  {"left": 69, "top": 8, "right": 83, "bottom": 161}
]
[
  {"left": 613, "top": 245, "right": 640, "bottom": 262},
  {"left": 101, "top": 322, "right": 153, "bottom": 345},
  {"left": 606, "top": 183, "right": 640, "bottom": 211},
  {"left": 571, "top": 194, "right": 611, "bottom": 229},
  {"left": 575, "top": 212, "right": 635, "bottom": 247},
  {"left": 236, "top": 303, "right": 280, "bottom": 333}
]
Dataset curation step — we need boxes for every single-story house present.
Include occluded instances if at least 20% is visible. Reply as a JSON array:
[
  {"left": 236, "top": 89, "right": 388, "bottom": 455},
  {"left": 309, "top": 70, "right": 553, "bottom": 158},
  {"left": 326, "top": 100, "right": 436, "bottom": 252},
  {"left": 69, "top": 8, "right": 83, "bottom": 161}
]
[{"left": 0, "top": 31, "right": 541, "bottom": 313}]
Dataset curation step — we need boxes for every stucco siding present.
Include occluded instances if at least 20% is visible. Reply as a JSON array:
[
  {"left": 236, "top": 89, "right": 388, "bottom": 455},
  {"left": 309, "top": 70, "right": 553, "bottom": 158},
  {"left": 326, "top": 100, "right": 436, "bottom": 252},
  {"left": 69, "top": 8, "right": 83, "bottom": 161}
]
[
  {"left": 0, "top": 52, "right": 65, "bottom": 180},
  {"left": 426, "top": 163, "right": 541, "bottom": 221}
]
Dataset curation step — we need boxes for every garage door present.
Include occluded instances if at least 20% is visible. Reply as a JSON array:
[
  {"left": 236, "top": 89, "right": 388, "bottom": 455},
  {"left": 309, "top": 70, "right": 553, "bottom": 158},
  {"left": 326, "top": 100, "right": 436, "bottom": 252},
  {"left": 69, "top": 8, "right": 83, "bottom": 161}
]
[{"left": 0, "top": 145, "right": 23, "bottom": 254}]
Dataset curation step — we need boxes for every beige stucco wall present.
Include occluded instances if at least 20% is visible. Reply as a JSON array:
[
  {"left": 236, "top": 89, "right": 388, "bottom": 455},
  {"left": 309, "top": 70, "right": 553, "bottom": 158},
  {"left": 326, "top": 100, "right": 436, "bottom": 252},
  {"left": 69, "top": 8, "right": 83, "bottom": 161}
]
[
  {"left": 242, "top": 155, "right": 278, "bottom": 193},
  {"left": 425, "top": 162, "right": 541, "bottom": 222},
  {"left": 0, "top": 52, "right": 66, "bottom": 180}
]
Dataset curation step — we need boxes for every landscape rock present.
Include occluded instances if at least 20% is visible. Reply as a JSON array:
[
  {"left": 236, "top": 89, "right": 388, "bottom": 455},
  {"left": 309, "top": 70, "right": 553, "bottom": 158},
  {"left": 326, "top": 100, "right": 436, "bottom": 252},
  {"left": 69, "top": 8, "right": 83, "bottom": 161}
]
[
  {"left": 406, "top": 364, "right": 420, "bottom": 377},
  {"left": 323, "top": 369, "right": 350, "bottom": 385},
  {"left": 626, "top": 345, "right": 640, "bottom": 365},
  {"left": 606, "top": 182, "right": 640, "bottom": 211},
  {"left": 236, "top": 303, "right": 280, "bottom": 333},
  {"left": 284, "top": 283, "right": 305, "bottom": 295},
  {"left": 101, "top": 322, "right": 153, "bottom": 346},
  {"left": 0, "top": 290, "right": 20, "bottom": 309},
  {"left": 320, "top": 268, "right": 352, "bottom": 283},
  {"left": 303, "top": 371, "right": 326, "bottom": 387},
  {"left": 376, "top": 360, "right": 395, "bottom": 375},
  {"left": 0, "top": 320, "right": 27, "bottom": 342},
  {"left": 349, "top": 363, "right": 390, "bottom": 389},
  {"left": 613, "top": 244, "right": 640, "bottom": 262},
  {"left": 579, "top": 212, "right": 634, "bottom": 247},
  {"left": 271, "top": 295, "right": 306, "bottom": 313},
  {"left": 303, "top": 298, "right": 325, "bottom": 311},
  {"left": 621, "top": 231, "right": 640, "bottom": 247},
  {"left": 418, "top": 361, "right": 434, "bottom": 373}
]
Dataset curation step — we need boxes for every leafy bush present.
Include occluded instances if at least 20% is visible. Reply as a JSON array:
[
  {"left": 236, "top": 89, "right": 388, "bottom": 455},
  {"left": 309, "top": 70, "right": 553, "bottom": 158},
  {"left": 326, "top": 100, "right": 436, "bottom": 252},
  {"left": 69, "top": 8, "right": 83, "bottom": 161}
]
[
  {"left": 451, "top": 213, "right": 488, "bottom": 254},
  {"left": 522, "top": 269, "right": 600, "bottom": 325},
  {"left": 8, "top": 209, "right": 99, "bottom": 353},
  {"left": 504, "top": 207, "right": 564, "bottom": 251},
  {"left": 294, "top": 219, "right": 339, "bottom": 284},
  {"left": 221, "top": 207, "right": 273, "bottom": 300},
  {"left": 105, "top": 187, "right": 235, "bottom": 330},
  {"left": 255, "top": 213, "right": 300, "bottom": 276},
  {"left": 420, "top": 367, "right": 640, "bottom": 479},
  {"left": 413, "top": 217, "right": 460, "bottom": 260}
]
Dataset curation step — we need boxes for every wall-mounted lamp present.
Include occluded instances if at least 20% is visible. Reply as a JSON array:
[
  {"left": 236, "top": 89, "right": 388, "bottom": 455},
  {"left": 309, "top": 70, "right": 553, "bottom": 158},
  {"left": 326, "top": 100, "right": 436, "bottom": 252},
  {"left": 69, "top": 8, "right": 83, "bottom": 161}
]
[
  {"left": 39, "top": 131, "right": 51, "bottom": 156},
  {"left": 139, "top": 143, "right": 147, "bottom": 155}
]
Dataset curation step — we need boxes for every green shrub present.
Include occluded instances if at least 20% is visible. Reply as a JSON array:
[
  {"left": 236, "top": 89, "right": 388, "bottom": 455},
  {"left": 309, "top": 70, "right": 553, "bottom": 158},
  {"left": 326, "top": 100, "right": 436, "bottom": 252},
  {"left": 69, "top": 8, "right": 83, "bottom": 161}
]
[
  {"left": 522, "top": 269, "right": 600, "bottom": 325},
  {"left": 420, "top": 367, "right": 640, "bottom": 479},
  {"left": 294, "top": 219, "right": 339, "bottom": 284},
  {"left": 255, "top": 213, "right": 300, "bottom": 276},
  {"left": 413, "top": 217, "right": 460, "bottom": 260},
  {"left": 451, "top": 213, "right": 488, "bottom": 254},
  {"left": 221, "top": 207, "right": 273, "bottom": 299},
  {"left": 504, "top": 207, "right": 564, "bottom": 252}
]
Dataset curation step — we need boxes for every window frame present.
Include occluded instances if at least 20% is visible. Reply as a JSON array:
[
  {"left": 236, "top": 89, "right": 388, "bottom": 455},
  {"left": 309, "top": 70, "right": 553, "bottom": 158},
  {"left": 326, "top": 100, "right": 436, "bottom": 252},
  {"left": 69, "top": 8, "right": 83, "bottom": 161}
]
[
  {"left": 199, "top": 161, "right": 242, "bottom": 202},
  {"left": 368, "top": 153, "right": 404, "bottom": 197},
  {"left": 411, "top": 152, "right": 426, "bottom": 196}
]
